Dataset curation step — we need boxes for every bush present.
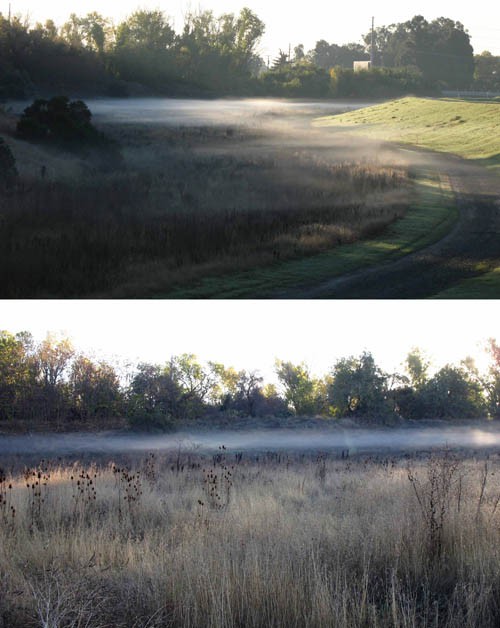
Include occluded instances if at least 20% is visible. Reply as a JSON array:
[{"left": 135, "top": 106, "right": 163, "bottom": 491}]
[
  {"left": 16, "top": 96, "right": 123, "bottom": 168},
  {"left": 330, "top": 67, "right": 439, "bottom": 98},
  {"left": 128, "top": 407, "right": 176, "bottom": 432},
  {"left": 17, "top": 97, "right": 94, "bottom": 142}
]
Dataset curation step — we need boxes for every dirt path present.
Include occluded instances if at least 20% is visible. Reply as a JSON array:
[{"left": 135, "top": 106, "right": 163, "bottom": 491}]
[{"left": 275, "top": 146, "right": 500, "bottom": 299}]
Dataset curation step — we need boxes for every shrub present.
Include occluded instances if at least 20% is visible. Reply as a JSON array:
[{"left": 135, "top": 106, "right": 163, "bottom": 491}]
[
  {"left": 17, "top": 97, "right": 93, "bottom": 142},
  {"left": 128, "top": 406, "right": 176, "bottom": 432}
]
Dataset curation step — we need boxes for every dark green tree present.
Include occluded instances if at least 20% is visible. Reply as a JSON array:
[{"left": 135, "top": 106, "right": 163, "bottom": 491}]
[
  {"left": 310, "top": 40, "right": 368, "bottom": 69},
  {"left": 329, "top": 352, "right": 391, "bottom": 419},
  {"left": 363, "top": 15, "right": 474, "bottom": 87},
  {"left": 419, "top": 364, "right": 486, "bottom": 419},
  {"left": 115, "top": 10, "right": 175, "bottom": 50},
  {"left": 474, "top": 51, "right": 500, "bottom": 90},
  {"left": 69, "top": 356, "right": 122, "bottom": 420}
]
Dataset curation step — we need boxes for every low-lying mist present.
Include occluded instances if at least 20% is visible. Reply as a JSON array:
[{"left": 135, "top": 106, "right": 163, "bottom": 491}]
[
  {"left": 2, "top": 425, "right": 500, "bottom": 458},
  {"left": 2, "top": 97, "right": 436, "bottom": 297}
]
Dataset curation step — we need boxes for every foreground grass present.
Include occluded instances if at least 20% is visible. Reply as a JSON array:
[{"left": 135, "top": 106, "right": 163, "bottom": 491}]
[
  {"left": 166, "top": 170, "right": 457, "bottom": 297},
  {"left": 316, "top": 97, "right": 500, "bottom": 171},
  {"left": 2, "top": 451, "right": 500, "bottom": 627}
]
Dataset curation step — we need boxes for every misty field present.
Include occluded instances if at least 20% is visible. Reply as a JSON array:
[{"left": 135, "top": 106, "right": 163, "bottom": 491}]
[
  {"left": 0, "top": 102, "right": 410, "bottom": 298},
  {"left": 2, "top": 449, "right": 500, "bottom": 627}
]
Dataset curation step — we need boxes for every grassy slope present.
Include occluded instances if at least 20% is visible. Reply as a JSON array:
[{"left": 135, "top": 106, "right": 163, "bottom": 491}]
[
  {"left": 166, "top": 172, "right": 457, "bottom": 298},
  {"left": 317, "top": 97, "right": 500, "bottom": 170},
  {"left": 318, "top": 97, "right": 500, "bottom": 298}
]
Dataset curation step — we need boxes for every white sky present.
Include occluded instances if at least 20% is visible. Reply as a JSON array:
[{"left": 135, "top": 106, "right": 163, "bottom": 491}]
[
  {"left": 2, "top": 300, "right": 498, "bottom": 381},
  {"left": 5, "top": 0, "right": 500, "bottom": 56}
]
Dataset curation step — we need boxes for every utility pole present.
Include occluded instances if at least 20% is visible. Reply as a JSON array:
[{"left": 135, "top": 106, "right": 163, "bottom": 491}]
[
  {"left": 370, "top": 16, "right": 375, "bottom": 67},
  {"left": 288, "top": 43, "right": 291, "bottom": 63},
  {"left": 8, "top": 3, "right": 11, "bottom": 22}
]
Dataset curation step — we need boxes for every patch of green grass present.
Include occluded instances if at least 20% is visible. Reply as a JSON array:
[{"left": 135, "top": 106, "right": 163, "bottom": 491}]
[
  {"left": 317, "top": 97, "right": 500, "bottom": 171},
  {"left": 164, "top": 171, "right": 458, "bottom": 298},
  {"left": 432, "top": 266, "right": 500, "bottom": 298}
]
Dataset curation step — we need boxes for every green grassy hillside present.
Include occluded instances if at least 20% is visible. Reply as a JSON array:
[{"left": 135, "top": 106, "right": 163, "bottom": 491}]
[{"left": 317, "top": 97, "right": 500, "bottom": 170}]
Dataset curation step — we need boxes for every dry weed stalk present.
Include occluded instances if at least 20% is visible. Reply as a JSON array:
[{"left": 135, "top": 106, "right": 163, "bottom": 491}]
[{"left": 407, "top": 451, "right": 462, "bottom": 559}]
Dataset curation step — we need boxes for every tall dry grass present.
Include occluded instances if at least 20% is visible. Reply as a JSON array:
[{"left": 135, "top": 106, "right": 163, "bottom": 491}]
[
  {"left": 2, "top": 450, "right": 500, "bottom": 627},
  {"left": 0, "top": 125, "right": 410, "bottom": 297}
]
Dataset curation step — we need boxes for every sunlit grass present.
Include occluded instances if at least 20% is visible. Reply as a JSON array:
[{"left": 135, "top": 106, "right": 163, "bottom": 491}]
[{"left": 317, "top": 97, "right": 500, "bottom": 170}]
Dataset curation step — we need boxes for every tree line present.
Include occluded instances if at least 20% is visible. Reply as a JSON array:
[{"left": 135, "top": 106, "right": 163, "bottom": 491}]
[
  {"left": 1, "top": 330, "right": 500, "bottom": 430},
  {"left": 0, "top": 9, "right": 497, "bottom": 100}
]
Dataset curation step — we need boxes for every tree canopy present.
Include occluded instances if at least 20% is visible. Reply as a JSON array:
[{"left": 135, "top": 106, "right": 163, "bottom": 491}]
[
  {"left": 0, "top": 9, "right": 485, "bottom": 100},
  {"left": 2, "top": 330, "right": 500, "bottom": 429}
]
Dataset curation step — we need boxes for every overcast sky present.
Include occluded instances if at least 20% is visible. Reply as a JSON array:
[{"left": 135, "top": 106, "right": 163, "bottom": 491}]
[
  {"left": 6, "top": 0, "right": 500, "bottom": 56},
  {"left": 2, "top": 300, "right": 498, "bottom": 381}
]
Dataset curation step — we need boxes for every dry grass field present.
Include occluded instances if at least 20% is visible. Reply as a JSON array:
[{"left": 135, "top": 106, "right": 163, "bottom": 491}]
[
  {"left": 2, "top": 449, "right": 500, "bottom": 627},
  {"left": 0, "top": 115, "right": 410, "bottom": 298}
]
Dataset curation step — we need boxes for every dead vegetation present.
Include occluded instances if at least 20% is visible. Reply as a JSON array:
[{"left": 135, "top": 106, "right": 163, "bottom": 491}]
[
  {"left": 0, "top": 122, "right": 410, "bottom": 297},
  {"left": 2, "top": 450, "right": 500, "bottom": 627}
]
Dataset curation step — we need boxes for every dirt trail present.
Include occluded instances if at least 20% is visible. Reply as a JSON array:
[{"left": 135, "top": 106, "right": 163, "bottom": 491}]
[{"left": 276, "top": 146, "right": 500, "bottom": 299}]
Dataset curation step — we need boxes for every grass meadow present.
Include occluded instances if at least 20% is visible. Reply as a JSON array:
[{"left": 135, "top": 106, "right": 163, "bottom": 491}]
[
  {"left": 2, "top": 449, "right": 500, "bottom": 627},
  {"left": 0, "top": 122, "right": 409, "bottom": 298}
]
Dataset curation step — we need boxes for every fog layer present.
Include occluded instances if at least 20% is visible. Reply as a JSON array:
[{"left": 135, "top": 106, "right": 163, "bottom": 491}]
[{"left": 1, "top": 427, "right": 500, "bottom": 457}]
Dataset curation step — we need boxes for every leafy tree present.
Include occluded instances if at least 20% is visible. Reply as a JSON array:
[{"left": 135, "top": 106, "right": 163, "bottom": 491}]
[
  {"left": 0, "top": 330, "right": 36, "bottom": 420},
  {"left": 33, "top": 20, "right": 58, "bottom": 41},
  {"left": 36, "top": 333, "right": 74, "bottom": 388},
  {"left": 178, "top": 7, "right": 264, "bottom": 91},
  {"left": 363, "top": 15, "right": 474, "bottom": 87},
  {"left": 60, "top": 13, "right": 85, "bottom": 48},
  {"left": 127, "top": 362, "right": 179, "bottom": 429},
  {"left": 115, "top": 10, "right": 175, "bottom": 50},
  {"left": 207, "top": 362, "right": 239, "bottom": 407},
  {"left": 406, "top": 347, "right": 430, "bottom": 389},
  {"left": 69, "top": 356, "right": 122, "bottom": 420},
  {"left": 234, "top": 370, "right": 263, "bottom": 416},
  {"left": 294, "top": 44, "right": 305, "bottom": 61},
  {"left": 474, "top": 51, "right": 500, "bottom": 90},
  {"left": 485, "top": 339, "right": 500, "bottom": 419},
  {"left": 419, "top": 364, "right": 486, "bottom": 419},
  {"left": 275, "top": 360, "right": 323, "bottom": 415},
  {"left": 310, "top": 40, "right": 368, "bottom": 69},
  {"left": 78, "top": 13, "right": 111, "bottom": 55},
  {"left": 208, "top": 364, "right": 286, "bottom": 417},
  {"left": 234, "top": 8, "right": 265, "bottom": 62},
  {"left": 329, "top": 352, "right": 391, "bottom": 419},
  {"left": 129, "top": 354, "right": 215, "bottom": 426}
]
